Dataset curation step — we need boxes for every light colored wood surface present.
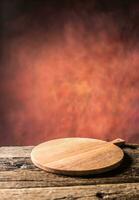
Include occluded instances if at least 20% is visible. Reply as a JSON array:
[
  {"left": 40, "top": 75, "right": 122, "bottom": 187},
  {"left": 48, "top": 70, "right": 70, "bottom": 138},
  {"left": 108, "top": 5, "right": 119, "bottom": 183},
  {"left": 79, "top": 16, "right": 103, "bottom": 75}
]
[
  {"left": 0, "top": 144, "right": 139, "bottom": 199},
  {"left": 1, "top": 183, "right": 139, "bottom": 200},
  {"left": 31, "top": 138, "right": 124, "bottom": 175}
]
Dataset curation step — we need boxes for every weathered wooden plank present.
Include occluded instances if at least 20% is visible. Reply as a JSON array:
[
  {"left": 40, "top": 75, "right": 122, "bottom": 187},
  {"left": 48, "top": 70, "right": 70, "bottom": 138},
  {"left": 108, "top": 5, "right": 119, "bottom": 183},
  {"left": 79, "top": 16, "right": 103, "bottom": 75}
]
[
  {"left": 0, "top": 144, "right": 138, "bottom": 158},
  {"left": 0, "top": 170, "right": 139, "bottom": 188},
  {"left": 0, "top": 183, "right": 139, "bottom": 200},
  {"left": 0, "top": 154, "right": 135, "bottom": 172},
  {"left": 0, "top": 147, "right": 33, "bottom": 158},
  {"left": 0, "top": 144, "right": 139, "bottom": 189}
]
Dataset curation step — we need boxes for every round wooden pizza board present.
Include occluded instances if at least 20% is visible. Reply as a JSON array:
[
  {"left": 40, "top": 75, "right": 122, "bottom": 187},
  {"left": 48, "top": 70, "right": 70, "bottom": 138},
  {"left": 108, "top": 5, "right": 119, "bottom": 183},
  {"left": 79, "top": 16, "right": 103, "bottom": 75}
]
[{"left": 31, "top": 137, "right": 125, "bottom": 176}]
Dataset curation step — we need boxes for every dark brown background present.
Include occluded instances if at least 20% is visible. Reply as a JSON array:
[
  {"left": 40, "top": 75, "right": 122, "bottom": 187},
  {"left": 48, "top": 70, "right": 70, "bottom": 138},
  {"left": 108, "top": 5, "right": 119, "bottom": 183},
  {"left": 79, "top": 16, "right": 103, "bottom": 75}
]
[{"left": 0, "top": 0, "right": 139, "bottom": 145}]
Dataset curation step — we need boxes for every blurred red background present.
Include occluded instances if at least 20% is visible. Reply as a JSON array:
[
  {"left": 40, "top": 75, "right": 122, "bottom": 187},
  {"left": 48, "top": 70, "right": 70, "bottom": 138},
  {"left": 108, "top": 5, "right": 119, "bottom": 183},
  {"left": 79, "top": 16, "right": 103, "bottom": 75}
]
[{"left": 0, "top": 0, "right": 139, "bottom": 145}]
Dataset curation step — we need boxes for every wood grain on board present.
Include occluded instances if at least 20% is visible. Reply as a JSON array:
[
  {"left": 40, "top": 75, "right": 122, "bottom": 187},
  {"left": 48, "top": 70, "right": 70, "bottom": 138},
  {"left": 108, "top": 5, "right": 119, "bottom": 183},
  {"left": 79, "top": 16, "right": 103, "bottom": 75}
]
[{"left": 31, "top": 138, "right": 124, "bottom": 175}]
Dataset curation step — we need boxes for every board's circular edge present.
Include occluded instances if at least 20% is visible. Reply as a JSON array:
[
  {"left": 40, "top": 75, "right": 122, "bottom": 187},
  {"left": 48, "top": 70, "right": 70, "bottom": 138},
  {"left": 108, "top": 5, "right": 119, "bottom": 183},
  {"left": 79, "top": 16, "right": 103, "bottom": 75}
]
[{"left": 30, "top": 141, "right": 124, "bottom": 176}]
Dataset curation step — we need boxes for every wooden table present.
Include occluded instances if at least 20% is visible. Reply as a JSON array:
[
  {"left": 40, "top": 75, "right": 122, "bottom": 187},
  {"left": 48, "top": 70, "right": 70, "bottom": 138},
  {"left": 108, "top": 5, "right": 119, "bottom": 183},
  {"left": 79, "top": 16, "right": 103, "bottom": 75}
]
[{"left": 0, "top": 143, "right": 139, "bottom": 199}]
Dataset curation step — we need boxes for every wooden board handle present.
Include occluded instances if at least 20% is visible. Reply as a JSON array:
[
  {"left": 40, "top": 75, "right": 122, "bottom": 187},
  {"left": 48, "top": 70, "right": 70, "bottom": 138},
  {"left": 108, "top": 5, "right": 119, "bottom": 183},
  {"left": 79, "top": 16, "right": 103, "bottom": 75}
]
[{"left": 110, "top": 138, "right": 125, "bottom": 147}]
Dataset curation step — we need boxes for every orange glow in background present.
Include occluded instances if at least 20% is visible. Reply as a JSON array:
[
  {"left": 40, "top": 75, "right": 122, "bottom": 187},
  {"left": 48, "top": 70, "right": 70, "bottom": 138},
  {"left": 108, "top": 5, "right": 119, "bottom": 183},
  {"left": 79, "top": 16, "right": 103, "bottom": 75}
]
[{"left": 0, "top": 0, "right": 139, "bottom": 145}]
